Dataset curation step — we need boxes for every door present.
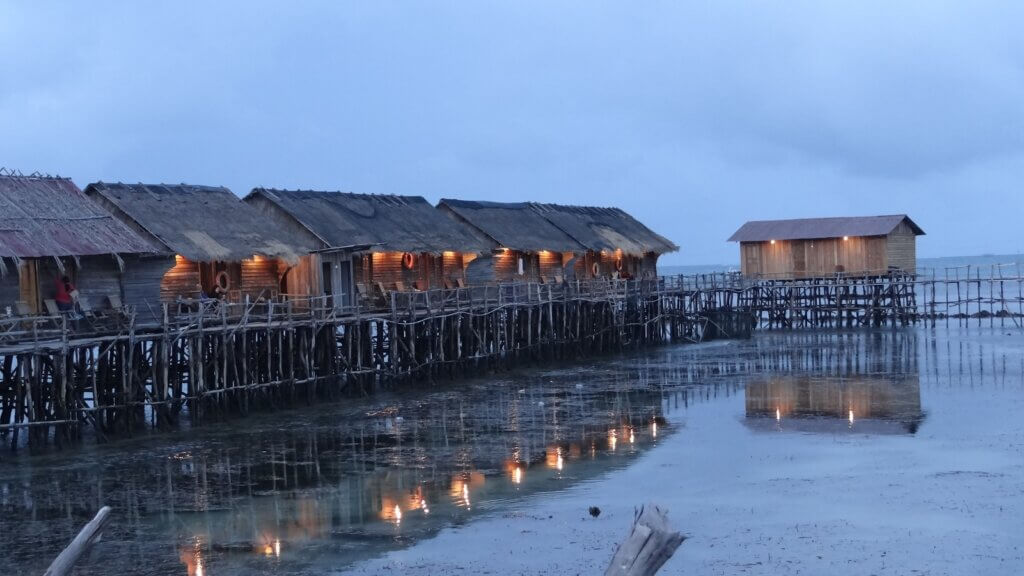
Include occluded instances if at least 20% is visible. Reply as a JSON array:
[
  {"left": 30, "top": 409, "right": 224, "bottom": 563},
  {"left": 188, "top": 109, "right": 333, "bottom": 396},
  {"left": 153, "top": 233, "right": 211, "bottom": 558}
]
[
  {"left": 743, "top": 244, "right": 760, "bottom": 277},
  {"left": 321, "top": 261, "right": 333, "bottom": 308},
  {"left": 792, "top": 241, "right": 806, "bottom": 277},
  {"left": 336, "top": 260, "right": 353, "bottom": 309}
]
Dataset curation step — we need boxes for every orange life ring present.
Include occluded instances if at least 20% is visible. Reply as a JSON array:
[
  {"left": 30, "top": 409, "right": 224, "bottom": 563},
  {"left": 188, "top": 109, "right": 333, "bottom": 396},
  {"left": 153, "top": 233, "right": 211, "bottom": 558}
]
[
  {"left": 591, "top": 262, "right": 600, "bottom": 277},
  {"left": 614, "top": 258, "right": 623, "bottom": 271},
  {"left": 402, "top": 252, "right": 415, "bottom": 270}
]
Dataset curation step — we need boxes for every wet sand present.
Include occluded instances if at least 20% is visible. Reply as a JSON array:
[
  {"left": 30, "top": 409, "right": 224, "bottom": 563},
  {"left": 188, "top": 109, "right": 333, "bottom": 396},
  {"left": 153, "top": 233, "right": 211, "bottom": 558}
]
[
  {"left": 2, "top": 326, "right": 1022, "bottom": 575},
  {"left": 346, "top": 328, "right": 1024, "bottom": 575}
]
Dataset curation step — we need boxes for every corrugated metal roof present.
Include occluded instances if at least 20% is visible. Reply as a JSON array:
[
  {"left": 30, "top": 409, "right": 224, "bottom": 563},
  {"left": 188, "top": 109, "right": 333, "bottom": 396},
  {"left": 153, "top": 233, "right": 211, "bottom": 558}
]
[
  {"left": 86, "top": 182, "right": 312, "bottom": 262},
  {"left": 728, "top": 215, "right": 925, "bottom": 242},
  {"left": 438, "top": 199, "right": 586, "bottom": 252},
  {"left": 246, "top": 189, "right": 493, "bottom": 254},
  {"left": 529, "top": 202, "right": 679, "bottom": 255},
  {"left": 0, "top": 174, "right": 157, "bottom": 258}
]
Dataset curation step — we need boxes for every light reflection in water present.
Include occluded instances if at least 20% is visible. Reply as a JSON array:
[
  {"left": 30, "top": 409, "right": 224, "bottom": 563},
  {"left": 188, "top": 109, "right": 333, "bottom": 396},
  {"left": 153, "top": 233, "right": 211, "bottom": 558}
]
[{"left": 746, "top": 374, "right": 923, "bottom": 435}]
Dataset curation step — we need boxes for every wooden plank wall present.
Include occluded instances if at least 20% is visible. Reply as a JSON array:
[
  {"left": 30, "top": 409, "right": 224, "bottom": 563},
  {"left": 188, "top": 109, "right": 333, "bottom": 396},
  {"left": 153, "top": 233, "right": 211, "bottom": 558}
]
[
  {"left": 886, "top": 222, "right": 917, "bottom": 272},
  {"left": 161, "top": 256, "right": 201, "bottom": 301},
  {"left": 122, "top": 256, "right": 173, "bottom": 322},
  {"left": 493, "top": 250, "right": 540, "bottom": 283},
  {"left": 282, "top": 254, "right": 320, "bottom": 298},
  {"left": 740, "top": 236, "right": 890, "bottom": 278},
  {"left": 364, "top": 251, "right": 451, "bottom": 290},
  {"left": 17, "top": 261, "right": 39, "bottom": 313},
  {"left": 538, "top": 250, "right": 563, "bottom": 280},
  {"left": 239, "top": 257, "right": 281, "bottom": 299}
]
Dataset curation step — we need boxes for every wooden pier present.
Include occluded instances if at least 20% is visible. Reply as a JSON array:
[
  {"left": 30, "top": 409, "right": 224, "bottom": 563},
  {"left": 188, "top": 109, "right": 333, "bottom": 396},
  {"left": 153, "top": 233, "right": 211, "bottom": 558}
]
[
  {"left": 0, "top": 278, "right": 749, "bottom": 450},
  {"left": 4, "top": 265, "right": 1023, "bottom": 451}
]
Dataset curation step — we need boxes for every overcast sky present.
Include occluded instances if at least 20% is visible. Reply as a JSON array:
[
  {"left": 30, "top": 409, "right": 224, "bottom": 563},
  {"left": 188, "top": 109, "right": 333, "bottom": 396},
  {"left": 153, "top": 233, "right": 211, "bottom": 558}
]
[{"left": 2, "top": 2, "right": 1022, "bottom": 264}]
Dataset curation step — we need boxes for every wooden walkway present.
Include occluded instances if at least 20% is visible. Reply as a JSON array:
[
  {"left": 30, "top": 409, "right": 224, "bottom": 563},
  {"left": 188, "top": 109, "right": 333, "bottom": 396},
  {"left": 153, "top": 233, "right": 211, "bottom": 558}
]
[
  {"left": 0, "top": 278, "right": 749, "bottom": 450},
  {"left": 5, "top": 266, "right": 1022, "bottom": 450}
]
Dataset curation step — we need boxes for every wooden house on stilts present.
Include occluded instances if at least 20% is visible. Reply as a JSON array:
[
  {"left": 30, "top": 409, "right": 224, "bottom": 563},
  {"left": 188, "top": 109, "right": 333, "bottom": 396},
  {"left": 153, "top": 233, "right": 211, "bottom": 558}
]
[
  {"left": 0, "top": 172, "right": 163, "bottom": 317},
  {"left": 85, "top": 183, "right": 311, "bottom": 306},
  {"left": 527, "top": 203, "right": 678, "bottom": 280},
  {"left": 439, "top": 200, "right": 678, "bottom": 282},
  {"left": 436, "top": 200, "right": 586, "bottom": 284},
  {"left": 244, "top": 189, "right": 491, "bottom": 310},
  {"left": 728, "top": 215, "right": 925, "bottom": 279}
]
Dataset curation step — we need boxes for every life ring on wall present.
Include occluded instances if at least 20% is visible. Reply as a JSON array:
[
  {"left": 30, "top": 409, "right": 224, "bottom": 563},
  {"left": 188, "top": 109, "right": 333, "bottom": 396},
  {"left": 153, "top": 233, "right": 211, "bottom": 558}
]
[
  {"left": 591, "top": 262, "right": 600, "bottom": 277},
  {"left": 215, "top": 270, "right": 231, "bottom": 291},
  {"left": 614, "top": 258, "right": 624, "bottom": 272},
  {"left": 402, "top": 252, "right": 415, "bottom": 270}
]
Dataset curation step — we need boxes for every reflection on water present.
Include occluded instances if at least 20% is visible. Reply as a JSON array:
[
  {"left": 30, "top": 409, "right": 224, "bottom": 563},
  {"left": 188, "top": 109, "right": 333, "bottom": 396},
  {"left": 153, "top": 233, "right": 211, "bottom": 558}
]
[
  {"left": 0, "top": 362, "right": 676, "bottom": 576},
  {"left": 745, "top": 375, "right": 924, "bottom": 434},
  {"left": 2, "top": 327, "right": 1017, "bottom": 575}
]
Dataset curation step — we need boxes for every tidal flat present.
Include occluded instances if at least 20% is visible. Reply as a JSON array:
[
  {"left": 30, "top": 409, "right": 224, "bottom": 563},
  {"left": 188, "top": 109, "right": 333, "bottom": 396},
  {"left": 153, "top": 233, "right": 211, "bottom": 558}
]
[{"left": 2, "top": 326, "right": 1022, "bottom": 575}]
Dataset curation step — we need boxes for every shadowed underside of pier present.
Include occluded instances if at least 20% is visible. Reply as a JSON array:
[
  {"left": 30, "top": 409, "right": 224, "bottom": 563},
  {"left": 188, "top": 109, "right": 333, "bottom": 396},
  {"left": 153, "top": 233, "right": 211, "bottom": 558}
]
[{"left": 3, "top": 269, "right": 1020, "bottom": 450}]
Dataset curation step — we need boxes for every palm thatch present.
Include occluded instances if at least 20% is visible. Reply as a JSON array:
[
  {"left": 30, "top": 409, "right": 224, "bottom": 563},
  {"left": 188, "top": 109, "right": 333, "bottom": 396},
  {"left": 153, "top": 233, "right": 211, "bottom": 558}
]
[
  {"left": 86, "top": 182, "right": 312, "bottom": 263},
  {"left": 0, "top": 174, "right": 156, "bottom": 259},
  {"left": 530, "top": 203, "right": 678, "bottom": 256},
  {"left": 246, "top": 189, "right": 492, "bottom": 254},
  {"left": 438, "top": 199, "right": 586, "bottom": 252}
]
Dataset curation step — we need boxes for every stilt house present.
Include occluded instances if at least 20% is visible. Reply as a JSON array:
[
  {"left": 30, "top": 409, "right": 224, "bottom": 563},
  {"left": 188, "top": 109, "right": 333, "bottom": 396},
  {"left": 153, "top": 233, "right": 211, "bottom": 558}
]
[
  {"left": 527, "top": 203, "right": 678, "bottom": 279},
  {"left": 0, "top": 172, "right": 162, "bottom": 317},
  {"left": 244, "top": 189, "right": 491, "bottom": 309},
  {"left": 436, "top": 200, "right": 586, "bottom": 284},
  {"left": 728, "top": 215, "right": 925, "bottom": 279},
  {"left": 85, "top": 183, "right": 310, "bottom": 305}
]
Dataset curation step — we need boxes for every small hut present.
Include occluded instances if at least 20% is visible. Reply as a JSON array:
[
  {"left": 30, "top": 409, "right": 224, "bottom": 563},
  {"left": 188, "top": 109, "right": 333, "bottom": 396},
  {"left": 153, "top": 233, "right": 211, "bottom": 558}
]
[
  {"left": 528, "top": 203, "right": 678, "bottom": 279},
  {"left": 0, "top": 172, "right": 161, "bottom": 316},
  {"left": 437, "top": 200, "right": 586, "bottom": 284},
  {"left": 728, "top": 215, "right": 925, "bottom": 279},
  {"left": 85, "top": 183, "right": 309, "bottom": 304},
  {"left": 244, "top": 189, "right": 491, "bottom": 308}
]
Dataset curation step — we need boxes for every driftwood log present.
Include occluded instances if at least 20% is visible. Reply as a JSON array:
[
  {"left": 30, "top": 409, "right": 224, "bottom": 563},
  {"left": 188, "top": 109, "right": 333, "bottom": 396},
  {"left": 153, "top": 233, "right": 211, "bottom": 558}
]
[
  {"left": 605, "top": 503, "right": 686, "bottom": 576},
  {"left": 43, "top": 506, "right": 112, "bottom": 576}
]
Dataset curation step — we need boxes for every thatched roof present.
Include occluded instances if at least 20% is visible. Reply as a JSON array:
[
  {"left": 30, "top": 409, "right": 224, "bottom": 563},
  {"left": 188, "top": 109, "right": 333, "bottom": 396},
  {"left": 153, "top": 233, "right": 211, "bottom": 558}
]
[
  {"left": 247, "top": 189, "right": 492, "bottom": 254},
  {"left": 86, "top": 182, "right": 311, "bottom": 262},
  {"left": 728, "top": 215, "right": 925, "bottom": 242},
  {"left": 0, "top": 173, "right": 156, "bottom": 258},
  {"left": 529, "top": 203, "right": 679, "bottom": 255},
  {"left": 438, "top": 199, "right": 585, "bottom": 253}
]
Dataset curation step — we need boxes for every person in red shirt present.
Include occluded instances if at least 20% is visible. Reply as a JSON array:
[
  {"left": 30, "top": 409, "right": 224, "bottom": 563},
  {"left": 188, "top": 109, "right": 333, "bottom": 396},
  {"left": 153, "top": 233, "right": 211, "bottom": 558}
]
[{"left": 55, "top": 275, "right": 75, "bottom": 312}]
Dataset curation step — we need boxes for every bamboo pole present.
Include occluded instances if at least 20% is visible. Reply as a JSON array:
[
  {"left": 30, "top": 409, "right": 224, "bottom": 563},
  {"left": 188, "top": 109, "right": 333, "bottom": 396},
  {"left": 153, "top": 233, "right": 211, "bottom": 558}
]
[{"left": 43, "top": 506, "right": 112, "bottom": 576}]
